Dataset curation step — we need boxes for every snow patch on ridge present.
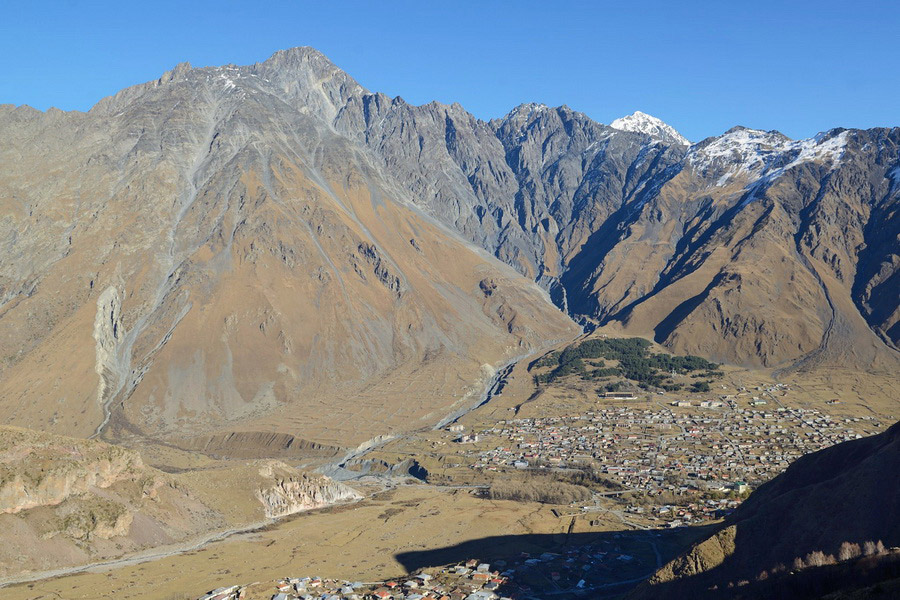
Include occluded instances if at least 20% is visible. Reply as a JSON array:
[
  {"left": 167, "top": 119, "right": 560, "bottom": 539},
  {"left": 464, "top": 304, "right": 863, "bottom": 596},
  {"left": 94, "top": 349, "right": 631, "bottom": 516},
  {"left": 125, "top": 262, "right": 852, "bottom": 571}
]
[
  {"left": 689, "top": 128, "right": 850, "bottom": 186},
  {"left": 609, "top": 111, "right": 690, "bottom": 146}
]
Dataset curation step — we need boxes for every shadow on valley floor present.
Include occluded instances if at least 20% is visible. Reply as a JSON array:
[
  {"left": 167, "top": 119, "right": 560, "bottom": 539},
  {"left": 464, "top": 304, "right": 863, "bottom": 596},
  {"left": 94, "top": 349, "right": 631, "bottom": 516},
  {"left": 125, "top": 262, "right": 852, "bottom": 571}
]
[
  {"left": 396, "top": 530, "right": 900, "bottom": 600},
  {"left": 395, "top": 526, "right": 715, "bottom": 598}
]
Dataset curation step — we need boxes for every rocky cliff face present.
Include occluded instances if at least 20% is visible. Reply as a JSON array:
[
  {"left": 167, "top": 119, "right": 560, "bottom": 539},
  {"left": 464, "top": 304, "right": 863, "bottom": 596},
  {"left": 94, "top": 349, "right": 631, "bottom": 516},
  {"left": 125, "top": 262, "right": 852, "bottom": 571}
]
[
  {"left": 0, "top": 427, "right": 143, "bottom": 514},
  {"left": 336, "top": 87, "right": 899, "bottom": 369},
  {"left": 254, "top": 461, "right": 361, "bottom": 518},
  {"left": 0, "top": 426, "right": 213, "bottom": 575},
  {"left": 335, "top": 99, "right": 687, "bottom": 314}
]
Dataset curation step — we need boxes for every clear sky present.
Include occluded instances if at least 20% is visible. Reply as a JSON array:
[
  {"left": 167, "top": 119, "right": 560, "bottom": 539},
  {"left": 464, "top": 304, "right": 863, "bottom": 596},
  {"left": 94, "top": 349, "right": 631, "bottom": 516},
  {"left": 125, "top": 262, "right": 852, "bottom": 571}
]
[{"left": 2, "top": 0, "right": 898, "bottom": 141}]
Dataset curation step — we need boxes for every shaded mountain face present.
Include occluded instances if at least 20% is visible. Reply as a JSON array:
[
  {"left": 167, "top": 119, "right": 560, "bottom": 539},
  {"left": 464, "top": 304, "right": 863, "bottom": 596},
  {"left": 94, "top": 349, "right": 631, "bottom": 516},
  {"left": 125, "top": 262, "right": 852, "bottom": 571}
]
[
  {"left": 0, "top": 48, "right": 578, "bottom": 447},
  {"left": 629, "top": 421, "right": 900, "bottom": 599},
  {"left": 336, "top": 89, "right": 900, "bottom": 370},
  {"left": 0, "top": 47, "right": 897, "bottom": 448}
]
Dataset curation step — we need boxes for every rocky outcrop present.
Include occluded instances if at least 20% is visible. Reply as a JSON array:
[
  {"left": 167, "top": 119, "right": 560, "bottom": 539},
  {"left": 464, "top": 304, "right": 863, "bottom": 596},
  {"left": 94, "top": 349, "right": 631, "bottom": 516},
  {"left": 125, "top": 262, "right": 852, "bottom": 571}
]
[
  {"left": 255, "top": 462, "right": 361, "bottom": 518},
  {"left": 0, "top": 426, "right": 204, "bottom": 574},
  {"left": 55, "top": 498, "right": 135, "bottom": 541},
  {"left": 0, "top": 425, "right": 366, "bottom": 578},
  {"left": 339, "top": 457, "right": 429, "bottom": 481},
  {"left": 643, "top": 526, "right": 737, "bottom": 586},
  {"left": 0, "top": 427, "right": 143, "bottom": 514},
  {"left": 355, "top": 242, "right": 405, "bottom": 296}
]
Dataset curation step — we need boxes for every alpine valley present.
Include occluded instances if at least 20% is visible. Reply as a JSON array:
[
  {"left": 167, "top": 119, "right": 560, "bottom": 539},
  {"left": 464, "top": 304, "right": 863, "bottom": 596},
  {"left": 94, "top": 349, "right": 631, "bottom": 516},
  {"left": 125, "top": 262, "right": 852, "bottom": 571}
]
[{"left": 0, "top": 48, "right": 897, "bottom": 600}]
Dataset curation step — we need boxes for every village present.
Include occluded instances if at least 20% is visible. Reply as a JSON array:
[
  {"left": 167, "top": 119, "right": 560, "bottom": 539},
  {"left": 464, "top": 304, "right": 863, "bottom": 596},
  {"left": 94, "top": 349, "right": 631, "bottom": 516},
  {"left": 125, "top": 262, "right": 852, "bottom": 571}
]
[
  {"left": 188, "top": 380, "right": 890, "bottom": 600},
  {"left": 197, "top": 560, "right": 514, "bottom": 600},
  {"left": 463, "top": 395, "right": 882, "bottom": 526}
]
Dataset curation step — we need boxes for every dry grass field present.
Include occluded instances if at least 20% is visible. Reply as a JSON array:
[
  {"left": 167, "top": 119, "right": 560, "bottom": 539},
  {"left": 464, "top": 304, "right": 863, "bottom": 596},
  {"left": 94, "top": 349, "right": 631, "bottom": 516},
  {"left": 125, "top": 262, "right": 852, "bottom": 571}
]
[{"left": 2, "top": 484, "right": 634, "bottom": 600}]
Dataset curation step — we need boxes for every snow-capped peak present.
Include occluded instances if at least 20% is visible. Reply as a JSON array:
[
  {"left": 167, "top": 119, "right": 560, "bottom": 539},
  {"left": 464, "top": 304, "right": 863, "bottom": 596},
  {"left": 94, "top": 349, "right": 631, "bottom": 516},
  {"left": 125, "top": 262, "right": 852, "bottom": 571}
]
[
  {"left": 609, "top": 111, "right": 690, "bottom": 146},
  {"left": 687, "top": 127, "right": 850, "bottom": 187}
]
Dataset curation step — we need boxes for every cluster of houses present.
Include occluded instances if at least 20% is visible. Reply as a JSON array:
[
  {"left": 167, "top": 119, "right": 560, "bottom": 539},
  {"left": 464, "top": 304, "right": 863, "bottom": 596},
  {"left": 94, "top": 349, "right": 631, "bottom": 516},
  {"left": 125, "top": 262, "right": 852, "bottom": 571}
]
[
  {"left": 195, "top": 561, "right": 510, "bottom": 600},
  {"left": 477, "top": 541, "right": 662, "bottom": 595},
  {"left": 194, "top": 542, "right": 671, "bottom": 600},
  {"left": 626, "top": 497, "right": 744, "bottom": 527},
  {"left": 198, "top": 586, "right": 242, "bottom": 600},
  {"left": 468, "top": 404, "right": 880, "bottom": 503}
]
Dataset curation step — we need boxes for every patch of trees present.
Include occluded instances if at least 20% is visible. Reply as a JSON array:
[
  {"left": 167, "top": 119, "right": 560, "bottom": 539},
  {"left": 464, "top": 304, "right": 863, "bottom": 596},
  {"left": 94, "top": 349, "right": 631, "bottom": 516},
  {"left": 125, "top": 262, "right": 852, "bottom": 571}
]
[
  {"left": 603, "top": 381, "right": 624, "bottom": 392},
  {"left": 531, "top": 337, "right": 721, "bottom": 390},
  {"left": 725, "top": 543, "right": 899, "bottom": 600},
  {"left": 699, "top": 489, "right": 752, "bottom": 501},
  {"left": 526, "top": 463, "right": 626, "bottom": 493},
  {"left": 782, "top": 541, "right": 887, "bottom": 571},
  {"left": 585, "top": 367, "right": 621, "bottom": 379},
  {"left": 484, "top": 479, "right": 593, "bottom": 505},
  {"left": 532, "top": 351, "right": 561, "bottom": 369},
  {"left": 479, "top": 464, "right": 622, "bottom": 504}
]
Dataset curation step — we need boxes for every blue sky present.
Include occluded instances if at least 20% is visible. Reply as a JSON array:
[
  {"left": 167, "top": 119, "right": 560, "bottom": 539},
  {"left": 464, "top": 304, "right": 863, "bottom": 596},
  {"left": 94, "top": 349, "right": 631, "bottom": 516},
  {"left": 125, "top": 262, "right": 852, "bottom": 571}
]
[{"left": 2, "top": 0, "right": 897, "bottom": 141}]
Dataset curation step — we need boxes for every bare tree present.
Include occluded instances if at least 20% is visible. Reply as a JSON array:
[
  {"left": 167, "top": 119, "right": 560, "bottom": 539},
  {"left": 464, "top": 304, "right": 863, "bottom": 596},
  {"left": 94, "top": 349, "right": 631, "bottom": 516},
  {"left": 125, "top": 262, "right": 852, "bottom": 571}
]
[
  {"left": 805, "top": 551, "right": 826, "bottom": 567},
  {"left": 804, "top": 550, "right": 835, "bottom": 567},
  {"left": 863, "top": 540, "right": 884, "bottom": 556},
  {"left": 838, "top": 541, "right": 862, "bottom": 561},
  {"left": 792, "top": 557, "right": 805, "bottom": 571}
]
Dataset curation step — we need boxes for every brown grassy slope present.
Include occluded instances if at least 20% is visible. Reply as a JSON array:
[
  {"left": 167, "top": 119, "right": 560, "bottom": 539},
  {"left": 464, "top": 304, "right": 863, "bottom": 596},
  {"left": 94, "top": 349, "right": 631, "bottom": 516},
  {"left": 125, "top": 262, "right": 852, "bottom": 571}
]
[{"left": 0, "top": 67, "right": 577, "bottom": 446}]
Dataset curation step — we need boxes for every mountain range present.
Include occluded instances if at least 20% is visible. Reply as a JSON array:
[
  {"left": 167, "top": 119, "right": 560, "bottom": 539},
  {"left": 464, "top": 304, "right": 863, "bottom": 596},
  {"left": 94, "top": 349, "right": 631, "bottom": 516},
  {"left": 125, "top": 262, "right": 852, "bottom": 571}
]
[{"left": 1, "top": 47, "right": 897, "bottom": 452}]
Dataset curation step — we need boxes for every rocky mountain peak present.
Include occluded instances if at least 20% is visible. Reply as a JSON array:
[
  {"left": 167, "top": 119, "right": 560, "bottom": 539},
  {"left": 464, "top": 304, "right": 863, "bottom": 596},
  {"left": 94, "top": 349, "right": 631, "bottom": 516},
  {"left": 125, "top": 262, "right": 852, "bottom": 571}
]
[
  {"left": 494, "top": 102, "right": 556, "bottom": 127},
  {"left": 609, "top": 110, "right": 690, "bottom": 146},
  {"left": 158, "top": 61, "right": 193, "bottom": 84},
  {"left": 507, "top": 102, "right": 551, "bottom": 115},
  {"left": 250, "top": 46, "right": 367, "bottom": 118},
  {"left": 258, "top": 46, "right": 350, "bottom": 79}
]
